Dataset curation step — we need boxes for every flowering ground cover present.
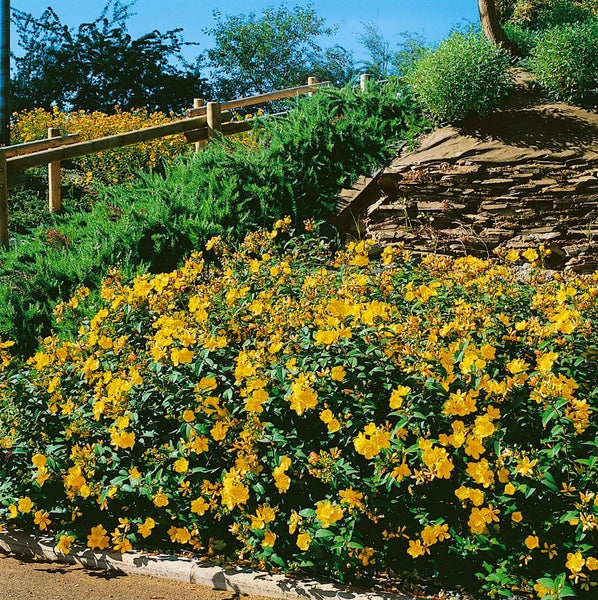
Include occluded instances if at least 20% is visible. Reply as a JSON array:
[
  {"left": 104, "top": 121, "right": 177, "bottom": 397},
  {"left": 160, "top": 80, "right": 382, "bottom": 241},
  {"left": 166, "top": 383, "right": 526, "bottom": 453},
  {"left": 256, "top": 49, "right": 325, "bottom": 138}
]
[{"left": 0, "top": 221, "right": 597, "bottom": 599}]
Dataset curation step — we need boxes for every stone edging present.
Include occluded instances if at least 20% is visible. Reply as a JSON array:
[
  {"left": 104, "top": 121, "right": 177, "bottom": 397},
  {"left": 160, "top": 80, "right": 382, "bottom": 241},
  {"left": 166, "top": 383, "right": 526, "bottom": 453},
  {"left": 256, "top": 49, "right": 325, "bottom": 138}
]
[{"left": 0, "top": 530, "right": 414, "bottom": 600}]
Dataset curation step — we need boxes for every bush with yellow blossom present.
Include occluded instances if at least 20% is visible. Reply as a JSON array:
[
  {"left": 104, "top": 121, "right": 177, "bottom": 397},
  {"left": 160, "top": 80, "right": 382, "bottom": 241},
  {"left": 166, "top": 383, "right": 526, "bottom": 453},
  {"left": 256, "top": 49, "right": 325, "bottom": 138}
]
[
  {"left": 1, "top": 221, "right": 598, "bottom": 599},
  {"left": 11, "top": 106, "right": 188, "bottom": 187}
]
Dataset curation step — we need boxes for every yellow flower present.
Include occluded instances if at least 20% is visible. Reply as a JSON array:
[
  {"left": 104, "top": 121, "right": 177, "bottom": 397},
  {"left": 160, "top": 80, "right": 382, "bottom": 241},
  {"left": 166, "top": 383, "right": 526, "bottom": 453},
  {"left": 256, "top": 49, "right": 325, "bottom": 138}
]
[
  {"left": 168, "top": 526, "right": 192, "bottom": 544},
  {"left": 191, "top": 497, "right": 209, "bottom": 516},
  {"left": 407, "top": 539, "right": 428, "bottom": 558},
  {"left": 353, "top": 423, "right": 391, "bottom": 460},
  {"left": 506, "top": 358, "right": 529, "bottom": 375},
  {"left": 296, "top": 532, "right": 312, "bottom": 551},
  {"left": 17, "top": 497, "right": 34, "bottom": 514},
  {"left": 34, "top": 510, "right": 51, "bottom": 531},
  {"left": 182, "top": 409, "right": 195, "bottom": 422},
  {"left": 511, "top": 511, "right": 523, "bottom": 523},
  {"left": 330, "top": 366, "right": 346, "bottom": 381},
  {"left": 315, "top": 501, "right": 344, "bottom": 528},
  {"left": 153, "top": 491, "right": 169, "bottom": 507},
  {"left": 56, "top": 534, "right": 75, "bottom": 555},
  {"left": 522, "top": 248, "right": 539, "bottom": 262},
  {"left": 262, "top": 530, "right": 276, "bottom": 547},
  {"left": 31, "top": 454, "right": 47, "bottom": 468},
  {"left": 389, "top": 385, "right": 410, "bottom": 410},
  {"left": 173, "top": 458, "right": 189, "bottom": 473},
  {"left": 87, "top": 525, "right": 110, "bottom": 550},
  {"left": 565, "top": 551, "right": 585, "bottom": 573},
  {"left": 515, "top": 456, "right": 537, "bottom": 477},
  {"left": 137, "top": 518, "right": 156, "bottom": 539},
  {"left": 221, "top": 469, "right": 249, "bottom": 510},
  {"left": 525, "top": 535, "right": 540, "bottom": 550}
]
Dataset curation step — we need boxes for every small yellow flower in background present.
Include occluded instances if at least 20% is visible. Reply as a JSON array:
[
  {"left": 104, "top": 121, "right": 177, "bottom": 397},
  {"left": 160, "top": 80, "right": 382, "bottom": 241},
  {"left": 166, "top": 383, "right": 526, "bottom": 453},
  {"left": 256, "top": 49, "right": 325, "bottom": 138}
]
[
  {"left": 190, "top": 497, "right": 209, "bottom": 516},
  {"left": 31, "top": 454, "right": 47, "bottom": 468},
  {"left": 330, "top": 365, "right": 346, "bottom": 381},
  {"left": 515, "top": 456, "right": 538, "bottom": 477},
  {"left": 56, "top": 534, "right": 75, "bottom": 555},
  {"left": 506, "top": 250, "right": 520, "bottom": 262},
  {"left": 296, "top": 532, "right": 312, "bottom": 551},
  {"left": 504, "top": 483, "right": 516, "bottom": 495},
  {"left": 87, "top": 525, "right": 110, "bottom": 550},
  {"left": 407, "top": 539, "right": 428, "bottom": 558},
  {"left": 112, "top": 535, "right": 133, "bottom": 553},
  {"left": 262, "top": 530, "right": 276, "bottom": 547},
  {"left": 506, "top": 358, "right": 529, "bottom": 375},
  {"left": 137, "top": 518, "right": 156, "bottom": 539},
  {"left": 525, "top": 535, "right": 540, "bottom": 550},
  {"left": 173, "top": 458, "right": 189, "bottom": 474},
  {"left": 315, "top": 500, "right": 344, "bottom": 528},
  {"left": 522, "top": 248, "right": 539, "bottom": 262},
  {"left": 182, "top": 409, "right": 195, "bottom": 423},
  {"left": 17, "top": 497, "right": 34, "bottom": 514},
  {"left": 34, "top": 510, "right": 51, "bottom": 531},
  {"left": 565, "top": 551, "right": 585, "bottom": 574},
  {"left": 389, "top": 385, "right": 411, "bottom": 410},
  {"left": 168, "top": 526, "right": 192, "bottom": 544},
  {"left": 511, "top": 511, "right": 523, "bottom": 523},
  {"left": 128, "top": 467, "right": 142, "bottom": 479},
  {"left": 535, "top": 351, "right": 558, "bottom": 374},
  {"left": 153, "top": 491, "right": 169, "bottom": 507},
  {"left": 586, "top": 556, "right": 598, "bottom": 571}
]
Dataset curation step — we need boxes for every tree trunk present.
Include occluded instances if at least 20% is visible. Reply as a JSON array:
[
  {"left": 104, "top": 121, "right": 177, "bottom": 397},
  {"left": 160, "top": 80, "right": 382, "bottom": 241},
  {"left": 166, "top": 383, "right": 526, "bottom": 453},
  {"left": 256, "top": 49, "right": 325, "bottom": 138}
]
[{"left": 478, "top": 0, "right": 519, "bottom": 54}]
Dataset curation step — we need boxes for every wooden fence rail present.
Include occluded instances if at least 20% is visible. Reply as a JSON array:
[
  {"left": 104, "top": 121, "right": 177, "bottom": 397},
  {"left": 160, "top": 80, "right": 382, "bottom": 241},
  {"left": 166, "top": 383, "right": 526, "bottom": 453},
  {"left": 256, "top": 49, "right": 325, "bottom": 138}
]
[{"left": 0, "top": 78, "right": 332, "bottom": 249}]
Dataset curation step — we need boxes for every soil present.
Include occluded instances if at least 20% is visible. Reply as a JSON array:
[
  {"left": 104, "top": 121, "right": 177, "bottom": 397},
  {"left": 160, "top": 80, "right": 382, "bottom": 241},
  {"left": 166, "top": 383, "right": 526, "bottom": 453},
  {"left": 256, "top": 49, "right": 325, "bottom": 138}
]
[{"left": 0, "top": 553, "right": 272, "bottom": 600}]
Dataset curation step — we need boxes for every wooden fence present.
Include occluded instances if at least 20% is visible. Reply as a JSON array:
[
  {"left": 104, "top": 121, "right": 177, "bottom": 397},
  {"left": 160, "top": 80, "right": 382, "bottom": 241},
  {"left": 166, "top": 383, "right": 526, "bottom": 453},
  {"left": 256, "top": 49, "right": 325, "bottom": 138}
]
[{"left": 0, "top": 77, "right": 334, "bottom": 249}]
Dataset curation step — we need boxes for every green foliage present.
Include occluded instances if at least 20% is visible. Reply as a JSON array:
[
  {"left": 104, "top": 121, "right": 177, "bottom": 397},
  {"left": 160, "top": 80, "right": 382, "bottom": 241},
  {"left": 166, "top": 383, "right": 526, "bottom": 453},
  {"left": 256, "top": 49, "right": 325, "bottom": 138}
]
[
  {"left": 1, "top": 230, "right": 598, "bottom": 599},
  {"left": 11, "top": 0, "right": 208, "bottom": 113},
  {"left": 503, "top": 23, "right": 540, "bottom": 56},
  {"left": 204, "top": 4, "right": 355, "bottom": 99},
  {"left": 529, "top": 19, "right": 598, "bottom": 104},
  {"left": 406, "top": 30, "right": 514, "bottom": 124}
]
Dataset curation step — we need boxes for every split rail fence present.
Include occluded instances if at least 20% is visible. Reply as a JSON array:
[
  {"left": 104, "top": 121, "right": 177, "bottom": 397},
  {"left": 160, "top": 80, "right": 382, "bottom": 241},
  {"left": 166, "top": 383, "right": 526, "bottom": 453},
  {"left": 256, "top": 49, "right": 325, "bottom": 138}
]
[{"left": 0, "top": 76, "right": 343, "bottom": 249}]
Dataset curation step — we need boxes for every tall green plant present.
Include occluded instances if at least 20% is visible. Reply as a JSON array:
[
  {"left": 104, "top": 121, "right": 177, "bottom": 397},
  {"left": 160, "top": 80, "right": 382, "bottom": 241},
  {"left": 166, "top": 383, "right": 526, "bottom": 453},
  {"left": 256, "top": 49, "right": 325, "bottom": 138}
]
[{"left": 406, "top": 30, "right": 514, "bottom": 124}]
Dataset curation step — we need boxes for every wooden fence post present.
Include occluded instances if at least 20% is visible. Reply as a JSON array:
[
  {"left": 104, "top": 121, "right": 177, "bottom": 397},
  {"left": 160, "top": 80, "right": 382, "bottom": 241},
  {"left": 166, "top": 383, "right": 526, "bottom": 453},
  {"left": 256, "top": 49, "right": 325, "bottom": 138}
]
[
  {"left": 360, "top": 73, "right": 371, "bottom": 92},
  {"left": 48, "top": 127, "right": 62, "bottom": 213},
  {"left": 359, "top": 73, "right": 371, "bottom": 92},
  {"left": 0, "top": 150, "right": 8, "bottom": 249},
  {"left": 206, "top": 102, "right": 222, "bottom": 141},
  {"left": 307, "top": 76, "right": 317, "bottom": 96},
  {"left": 193, "top": 98, "right": 205, "bottom": 152}
]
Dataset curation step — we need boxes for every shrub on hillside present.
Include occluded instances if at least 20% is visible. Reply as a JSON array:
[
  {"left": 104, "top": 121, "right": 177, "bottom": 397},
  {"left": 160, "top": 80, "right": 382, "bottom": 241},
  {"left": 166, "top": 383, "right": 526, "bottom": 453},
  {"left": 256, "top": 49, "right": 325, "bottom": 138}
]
[
  {"left": 1, "top": 225, "right": 597, "bottom": 599},
  {"left": 405, "top": 30, "right": 514, "bottom": 124},
  {"left": 529, "top": 20, "right": 598, "bottom": 104}
]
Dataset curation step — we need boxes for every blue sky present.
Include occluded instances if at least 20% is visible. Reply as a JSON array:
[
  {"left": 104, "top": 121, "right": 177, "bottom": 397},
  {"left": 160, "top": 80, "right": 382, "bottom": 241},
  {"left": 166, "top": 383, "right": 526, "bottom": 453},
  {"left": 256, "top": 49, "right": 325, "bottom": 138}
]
[{"left": 13, "top": 1, "right": 479, "bottom": 62}]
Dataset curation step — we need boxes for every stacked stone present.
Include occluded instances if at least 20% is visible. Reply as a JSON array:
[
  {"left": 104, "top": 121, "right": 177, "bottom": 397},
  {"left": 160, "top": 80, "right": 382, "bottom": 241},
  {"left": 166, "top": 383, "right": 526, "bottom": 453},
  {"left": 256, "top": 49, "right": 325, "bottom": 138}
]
[{"left": 358, "top": 158, "right": 598, "bottom": 272}]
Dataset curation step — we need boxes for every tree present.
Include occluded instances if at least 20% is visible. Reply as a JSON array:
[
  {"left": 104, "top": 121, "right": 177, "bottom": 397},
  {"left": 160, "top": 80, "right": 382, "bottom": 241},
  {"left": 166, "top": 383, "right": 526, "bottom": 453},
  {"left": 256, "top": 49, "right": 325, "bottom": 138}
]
[
  {"left": 204, "top": 4, "right": 354, "bottom": 99},
  {"left": 357, "top": 24, "right": 427, "bottom": 79},
  {"left": 11, "top": 0, "right": 208, "bottom": 113},
  {"left": 478, "top": 0, "right": 519, "bottom": 52}
]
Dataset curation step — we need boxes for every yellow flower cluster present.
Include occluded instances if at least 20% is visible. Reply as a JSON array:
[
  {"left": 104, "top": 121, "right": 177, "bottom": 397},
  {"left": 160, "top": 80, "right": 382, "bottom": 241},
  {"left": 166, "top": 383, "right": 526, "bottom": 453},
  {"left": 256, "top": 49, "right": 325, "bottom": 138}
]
[
  {"left": 1, "top": 223, "right": 597, "bottom": 597},
  {"left": 11, "top": 106, "right": 188, "bottom": 186}
]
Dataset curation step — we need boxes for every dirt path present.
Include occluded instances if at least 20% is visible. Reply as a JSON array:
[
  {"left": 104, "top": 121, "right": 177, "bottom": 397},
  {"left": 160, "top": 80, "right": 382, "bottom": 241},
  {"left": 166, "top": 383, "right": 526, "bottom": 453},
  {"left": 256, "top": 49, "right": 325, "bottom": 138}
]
[{"left": 0, "top": 553, "right": 271, "bottom": 600}]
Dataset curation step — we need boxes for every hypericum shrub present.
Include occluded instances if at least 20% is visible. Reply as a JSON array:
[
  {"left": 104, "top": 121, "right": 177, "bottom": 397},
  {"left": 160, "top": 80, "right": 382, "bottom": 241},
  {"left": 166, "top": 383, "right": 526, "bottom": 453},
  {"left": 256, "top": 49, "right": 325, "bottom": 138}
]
[
  {"left": 406, "top": 30, "right": 514, "bottom": 124},
  {"left": 11, "top": 106, "right": 188, "bottom": 186},
  {"left": 529, "top": 20, "right": 598, "bottom": 104},
  {"left": 1, "top": 223, "right": 597, "bottom": 600}
]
